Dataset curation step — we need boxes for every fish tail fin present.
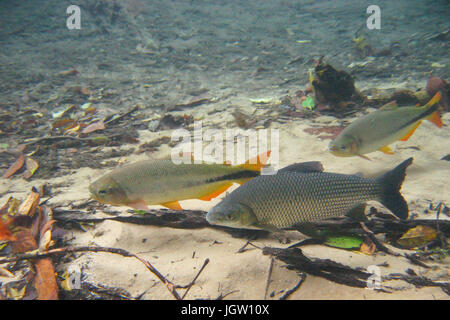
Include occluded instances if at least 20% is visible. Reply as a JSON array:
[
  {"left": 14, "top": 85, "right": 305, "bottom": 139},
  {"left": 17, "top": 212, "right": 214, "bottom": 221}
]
[
  {"left": 376, "top": 157, "right": 413, "bottom": 219},
  {"left": 424, "top": 92, "right": 443, "bottom": 128},
  {"left": 238, "top": 150, "right": 271, "bottom": 172}
]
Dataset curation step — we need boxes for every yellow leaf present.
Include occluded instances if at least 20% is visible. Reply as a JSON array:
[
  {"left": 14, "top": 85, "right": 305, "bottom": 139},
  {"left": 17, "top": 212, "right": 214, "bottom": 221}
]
[
  {"left": 60, "top": 271, "right": 73, "bottom": 291},
  {"left": 17, "top": 190, "right": 40, "bottom": 216},
  {"left": 23, "top": 157, "right": 39, "bottom": 179},
  {"left": 8, "top": 285, "right": 26, "bottom": 300},
  {"left": 397, "top": 225, "right": 438, "bottom": 249}
]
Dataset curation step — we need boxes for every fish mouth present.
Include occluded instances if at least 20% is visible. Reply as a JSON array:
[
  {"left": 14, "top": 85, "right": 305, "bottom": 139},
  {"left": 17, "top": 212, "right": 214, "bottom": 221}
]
[{"left": 328, "top": 144, "right": 340, "bottom": 155}]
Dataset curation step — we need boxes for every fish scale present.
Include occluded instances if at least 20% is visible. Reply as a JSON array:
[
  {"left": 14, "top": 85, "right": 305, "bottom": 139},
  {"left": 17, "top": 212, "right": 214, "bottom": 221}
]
[{"left": 218, "top": 172, "right": 382, "bottom": 228}]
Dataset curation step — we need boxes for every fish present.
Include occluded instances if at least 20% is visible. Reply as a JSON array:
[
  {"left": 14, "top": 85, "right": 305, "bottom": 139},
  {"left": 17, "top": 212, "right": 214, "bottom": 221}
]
[
  {"left": 206, "top": 158, "right": 413, "bottom": 231},
  {"left": 328, "top": 92, "right": 442, "bottom": 158},
  {"left": 89, "top": 151, "right": 271, "bottom": 211}
]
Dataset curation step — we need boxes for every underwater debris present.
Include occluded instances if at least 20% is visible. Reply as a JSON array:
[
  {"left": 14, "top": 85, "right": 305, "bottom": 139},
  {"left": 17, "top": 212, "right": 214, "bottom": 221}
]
[
  {"left": 352, "top": 36, "right": 373, "bottom": 58},
  {"left": 303, "top": 126, "right": 344, "bottom": 140},
  {"left": 2, "top": 153, "right": 25, "bottom": 179},
  {"left": 232, "top": 110, "right": 256, "bottom": 129},
  {"left": 396, "top": 225, "right": 439, "bottom": 249},
  {"left": 310, "top": 57, "right": 362, "bottom": 110},
  {"left": 426, "top": 76, "right": 449, "bottom": 111},
  {"left": 135, "top": 136, "right": 172, "bottom": 154},
  {"left": 0, "top": 189, "right": 58, "bottom": 300},
  {"left": 81, "top": 119, "right": 106, "bottom": 134},
  {"left": 57, "top": 69, "right": 79, "bottom": 77},
  {"left": 23, "top": 157, "right": 39, "bottom": 180}
]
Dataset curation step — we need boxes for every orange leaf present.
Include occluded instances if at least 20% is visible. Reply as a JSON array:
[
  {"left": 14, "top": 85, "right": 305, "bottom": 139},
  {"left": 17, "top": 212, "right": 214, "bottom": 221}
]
[
  {"left": 34, "top": 258, "right": 59, "bottom": 300},
  {"left": 58, "top": 69, "right": 78, "bottom": 76},
  {"left": 0, "top": 218, "right": 16, "bottom": 241},
  {"left": 82, "top": 119, "right": 105, "bottom": 134},
  {"left": 360, "top": 238, "right": 376, "bottom": 255},
  {"left": 10, "top": 229, "right": 38, "bottom": 253},
  {"left": 2, "top": 153, "right": 25, "bottom": 179}
]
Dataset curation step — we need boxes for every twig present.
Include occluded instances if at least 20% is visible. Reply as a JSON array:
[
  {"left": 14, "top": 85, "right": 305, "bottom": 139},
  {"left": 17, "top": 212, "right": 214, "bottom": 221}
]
[
  {"left": 215, "top": 290, "right": 240, "bottom": 300},
  {"left": 279, "top": 273, "right": 306, "bottom": 300},
  {"left": 104, "top": 104, "right": 139, "bottom": 125},
  {"left": 22, "top": 136, "right": 95, "bottom": 146},
  {"left": 360, "top": 222, "right": 400, "bottom": 256},
  {"left": 435, "top": 202, "right": 447, "bottom": 249},
  {"left": 179, "top": 258, "right": 210, "bottom": 300},
  {"left": 236, "top": 241, "right": 262, "bottom": 253},
  {"left": 264, "top": 258, "right": 274, "bottom": 300},
  {"left": 0, "top": 245, "right": 182, "bottom": 300}
]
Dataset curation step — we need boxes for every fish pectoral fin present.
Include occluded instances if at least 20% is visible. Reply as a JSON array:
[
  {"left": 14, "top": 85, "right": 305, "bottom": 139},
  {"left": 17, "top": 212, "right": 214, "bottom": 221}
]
[
  {"left": 198, "top": 182, "right": 234, "bottom": 201},
  {"left": 426, "top": 111, "right": 443, "bottom": 128},
  {"left": 400, "top": 121, "right": 421, "bottom": 141},
  {"left": 379, "top": 145, "right": 394, "bottom": 155},
  {"left": 291, "top": 222, "right": 323, "bottom": 238},
  {"left": 161, "top": 201, "right": 183, "bottom": 210},
  {"left": 424, "top": 91, "right": 441, "bottom": 108},
  {"left": 345, "top": 203, "right": 368, "bottom": 222},
  {"left": 278, "top": 161, "right": 324, "bottom": 174},
  {"left": 127, "top": 200, "right": 150, "bottom": 211},
  {"left": 357, "top": 154, "right": 372, "bottom": 161}
]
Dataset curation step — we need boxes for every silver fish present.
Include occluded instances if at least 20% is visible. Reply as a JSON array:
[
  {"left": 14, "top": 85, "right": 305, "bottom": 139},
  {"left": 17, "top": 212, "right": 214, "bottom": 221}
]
[{"left": 206, "top": 158, "right": 413, "bottom": 230}]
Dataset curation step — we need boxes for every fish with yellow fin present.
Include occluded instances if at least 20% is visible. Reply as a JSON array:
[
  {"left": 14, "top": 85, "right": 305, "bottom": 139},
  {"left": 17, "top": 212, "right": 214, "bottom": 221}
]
[
  {"left": 89, "top": 151, "right": 271, "bottom": 211},
  {"left": 329, "top": 92, "right": 443, "bottom": 159}
]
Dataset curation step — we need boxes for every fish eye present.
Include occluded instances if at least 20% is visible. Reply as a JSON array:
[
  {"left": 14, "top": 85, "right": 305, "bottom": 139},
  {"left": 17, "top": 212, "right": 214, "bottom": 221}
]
[
  {"left": 339, "top": 145, "right": 346, "bottom": 151},
  {"left": 98, "top": 189, "right": 107, "bottom": 195}
]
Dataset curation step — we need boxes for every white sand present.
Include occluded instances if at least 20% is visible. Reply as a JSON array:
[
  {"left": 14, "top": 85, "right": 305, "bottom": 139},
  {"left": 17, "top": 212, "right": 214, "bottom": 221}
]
[{"left": 1, "top": 103, "right": 449, "bottom": 300}]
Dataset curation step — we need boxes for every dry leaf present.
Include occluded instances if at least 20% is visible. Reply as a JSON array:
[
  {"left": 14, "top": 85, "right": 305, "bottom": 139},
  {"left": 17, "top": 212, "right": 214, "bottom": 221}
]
[
  {"left": 2, "top": 153, "right": 25, "bottom": 179},
  {"left": 80, "top": 87, "right": 91, "bottom": 95},
  {"left": 7, "top": 285, "right": 27, "bottom": 300},
  {"left": 304, "top": 126, "right": 345, "bottom": 140},
  {"left": 34, "top": 258, "right": 59, "bottom": 300},
  {"left": 51, "top": 118, "right": 74, "bottom": 129},
  {"left": 81, "top": 119, "right": 105, "bottom": 134},
  {"left": 0, "top": 218, "right": 16, "bottom": 241},
  {"left": 23, "top": 157, "right": 39, "bottom": 179},
  {"left": 58, "top": 69, "right": 78, "bottom": 76},
  {"left": 397, "top": 225, "right": 438, "bottom": 249},
  {"left": 17, "top": 190, "right": 40, "bottom": 216},
  {"left": 360, "top": 238, "right": 376, "bottom": 255},
  {"left": 10, "top": 229, "right": 38, "bottom": 253}
]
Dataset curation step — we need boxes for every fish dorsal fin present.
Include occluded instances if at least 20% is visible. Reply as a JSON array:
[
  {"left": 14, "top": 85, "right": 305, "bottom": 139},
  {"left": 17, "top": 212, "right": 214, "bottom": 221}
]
[
  {"left": 278, "top": 161, "right": 324, "bottom": 174},
  {"left": 400, "top": 121, "right": 422, "bottom": 141},
  {"left": 239, "top": 150, "right": 271, "bottom": 172},
  {"left": 198, "top": 182, "right": 234, "bottom": 201},
  {"left": 380, "top": 101, "right": 398, "bottom": 110},
  {"left": 379, "top": 145, "right": 394, "bottom": 155},
  {"left": 161, "top": 200, "right": 183, "bottom": 210}
]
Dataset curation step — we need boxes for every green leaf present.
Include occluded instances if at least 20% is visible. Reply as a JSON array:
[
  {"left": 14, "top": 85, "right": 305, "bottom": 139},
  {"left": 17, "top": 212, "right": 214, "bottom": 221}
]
[
  {"left": 302, "top": 96, "right": 315, "bottom": 110},
  {"left": 324, "top": 234, "right": 364, "bottom": 249}
]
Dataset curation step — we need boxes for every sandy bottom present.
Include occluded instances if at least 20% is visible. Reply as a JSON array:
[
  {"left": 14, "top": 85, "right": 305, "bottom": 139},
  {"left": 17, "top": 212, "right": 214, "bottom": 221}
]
[{"left": 1, "top": 106, "right": 449, "bottom": 300}]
